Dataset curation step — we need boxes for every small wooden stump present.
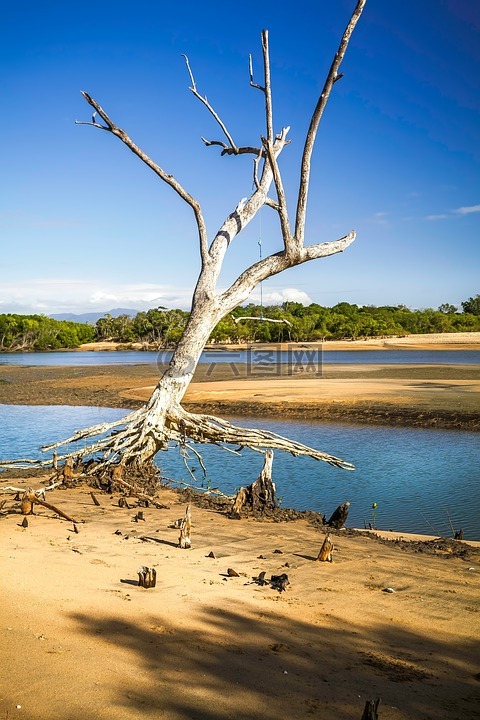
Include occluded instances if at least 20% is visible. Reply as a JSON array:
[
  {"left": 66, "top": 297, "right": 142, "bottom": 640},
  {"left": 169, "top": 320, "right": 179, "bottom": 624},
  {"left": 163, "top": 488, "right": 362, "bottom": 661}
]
[
  {"left": 231, "top": 450, "right": 276, "bottom": 517},
  {"left": 178, "top": 505, "right": 192, "bottom": 549},
  {"left": 361, "top": 698, "right": 380, "bottom": 720},
  {"left": 316, "top": 534, "right": 334, "bottom": 562},
  {"left": 90, "top": 492, "right": 101, "bottom": 507},
  {"left": 62, "top": 457, "right": 75, "bottom": 486},
  {"left": 137, "top": 566, "right": 157, "bottom": 588},
  {"left": 327, "top": 501, "right": 350, "bottom": 529},
  {"left": 21, "top": 493, "right": 34, "bottom": 515}
]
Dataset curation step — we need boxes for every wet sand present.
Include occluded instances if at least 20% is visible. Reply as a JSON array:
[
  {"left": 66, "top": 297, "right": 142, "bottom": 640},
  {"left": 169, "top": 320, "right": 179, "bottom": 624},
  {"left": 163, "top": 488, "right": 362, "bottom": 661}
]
[{"left": 1, "top": 362, "right": 479, "bottom": 430}]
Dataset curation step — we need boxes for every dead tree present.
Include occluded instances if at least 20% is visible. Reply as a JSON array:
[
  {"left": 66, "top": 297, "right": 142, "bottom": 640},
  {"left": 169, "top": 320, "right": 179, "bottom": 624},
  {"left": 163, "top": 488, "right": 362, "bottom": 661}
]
[
  {"left": 0, "top": 2, "right": 366, "bottom": 476},
  {"left": 231, "top": 449, "right": 277, "bottom": 515}
]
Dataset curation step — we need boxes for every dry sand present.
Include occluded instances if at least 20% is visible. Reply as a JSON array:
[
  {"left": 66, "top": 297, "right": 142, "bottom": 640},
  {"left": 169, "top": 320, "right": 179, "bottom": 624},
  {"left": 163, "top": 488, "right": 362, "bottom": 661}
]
[
  {"left": 78, "top": 332, "right": 480, "bottom": 353},
  {"left": 1, "top": 480, "right": 479, "bottom": 720}
]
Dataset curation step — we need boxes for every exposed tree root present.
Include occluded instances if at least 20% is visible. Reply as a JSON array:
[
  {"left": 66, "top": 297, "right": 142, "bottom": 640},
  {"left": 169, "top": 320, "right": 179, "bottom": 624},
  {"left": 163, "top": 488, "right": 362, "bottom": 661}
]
[{"left": 0, "top": 403, "right": 354, "bottom": 472}]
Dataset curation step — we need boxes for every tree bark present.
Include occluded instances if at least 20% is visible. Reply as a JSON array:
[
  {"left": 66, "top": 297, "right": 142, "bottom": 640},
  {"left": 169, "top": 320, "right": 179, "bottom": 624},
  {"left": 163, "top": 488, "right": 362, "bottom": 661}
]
[
  {"left": 178, "top": 505, "right": 192, "bottom": 549},
  {"left": 361, "top": 698, "right": 380, "bottom": 720},
  {"left": 316, "top": 534, "right": 334, "bottom": 562},
  {"left": 231, "top": 450, "right": 277, "bottom": 516},
  {"left": 327, "top": 501, "right": 350, "bottom": 529},
  {"left": 137, "top": 566, "right": 157, "bottom": 588}
]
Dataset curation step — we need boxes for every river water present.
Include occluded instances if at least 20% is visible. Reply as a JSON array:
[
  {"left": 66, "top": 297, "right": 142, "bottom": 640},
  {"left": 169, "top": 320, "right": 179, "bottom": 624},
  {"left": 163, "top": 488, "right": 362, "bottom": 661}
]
[
  {"left": 1, "top": 405, "right": 478, "bottom": 540},
  {"left": 1, "top": 348, "right": 480, "bottom": 366}
]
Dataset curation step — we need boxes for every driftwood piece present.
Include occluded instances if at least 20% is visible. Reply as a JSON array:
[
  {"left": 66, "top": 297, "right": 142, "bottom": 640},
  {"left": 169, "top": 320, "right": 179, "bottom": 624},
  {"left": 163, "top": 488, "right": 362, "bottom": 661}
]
[
  {"left": 316, "top": 534, "right": 334, "bottom": 562},
  {"left": 231, "top": 450, "right": 276, "bottom": 516},
  {"left": 20, "top": 490, "right": 78, "bottom": 523},
  {"left": 327, "top": 501, "right": 350, "bottom": 529},
  {"left": 361, "top": 698, "right": 380, "bottom": 720},
  {"left": 137, "top": 566, "right": 157, "bottom": 588},
  {"left": 90, "top": 491, "right": 101, "bottom": 506},
  {"left": 178, "top": 505, "right": 192, "bottom": 548},
  {"left": 62, "top": 457, "right": 75, "bottom": 485}
]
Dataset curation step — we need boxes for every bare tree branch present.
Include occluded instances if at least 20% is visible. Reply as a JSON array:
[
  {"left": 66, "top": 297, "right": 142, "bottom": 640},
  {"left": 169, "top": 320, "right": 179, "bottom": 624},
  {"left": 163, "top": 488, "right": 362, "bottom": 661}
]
[
  {"left": 249, "top": 53, "right": 264, "bottom": 92},
  {"left": 294, "top": 0, "right": 366, "bottom": 248},
  {"left": 261, "top": 30, "right": 274, "bottom": 144},
  {"left": 182, "top": 54, "right": 238, "bottom": 152},
  {"left": 262, "top": 131, "right": 292, "bottom": 251},
  {"left": 78, "top": 91, "right": 210, "bottom": 267},
  {"left": 221, "top": 230, "right": 356, "bottom": 310}
]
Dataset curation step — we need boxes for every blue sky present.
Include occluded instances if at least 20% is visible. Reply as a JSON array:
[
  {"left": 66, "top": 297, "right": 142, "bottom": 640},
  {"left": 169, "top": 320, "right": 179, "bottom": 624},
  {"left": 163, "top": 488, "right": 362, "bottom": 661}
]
[{"left": 1, "top": 0, "right": 479, "bottom": 315}]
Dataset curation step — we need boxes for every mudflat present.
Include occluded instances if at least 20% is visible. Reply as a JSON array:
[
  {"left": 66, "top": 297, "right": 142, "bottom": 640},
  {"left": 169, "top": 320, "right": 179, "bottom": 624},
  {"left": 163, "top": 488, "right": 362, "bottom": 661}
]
[{"left": 1, "top": 361, "right": 479, "bottom": 430}]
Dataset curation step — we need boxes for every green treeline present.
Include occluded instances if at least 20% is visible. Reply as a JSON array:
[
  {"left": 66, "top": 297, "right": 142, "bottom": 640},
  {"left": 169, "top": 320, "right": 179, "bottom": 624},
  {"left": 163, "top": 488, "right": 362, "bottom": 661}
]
[
  {"left": 94, "top": 295, "right": 480, "bottom": 345},
  {"left": 0, "top": 314, "right": 95, "bottom": 351},
  {"left": 1, "top": 294, "right": 479, "bottom": 351}
]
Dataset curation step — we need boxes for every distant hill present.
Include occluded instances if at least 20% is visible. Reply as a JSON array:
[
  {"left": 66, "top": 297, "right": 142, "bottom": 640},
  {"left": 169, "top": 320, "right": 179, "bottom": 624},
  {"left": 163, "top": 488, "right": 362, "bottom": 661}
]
[{"left": 49, "top": 308, "right": 139, "bottom": 324}]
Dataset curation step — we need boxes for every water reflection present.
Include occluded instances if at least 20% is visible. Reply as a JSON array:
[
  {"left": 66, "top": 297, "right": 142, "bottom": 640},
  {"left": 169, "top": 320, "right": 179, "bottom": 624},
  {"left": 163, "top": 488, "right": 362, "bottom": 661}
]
[{"left": 1, "top": 405, "right": 478, "bottom": 540}]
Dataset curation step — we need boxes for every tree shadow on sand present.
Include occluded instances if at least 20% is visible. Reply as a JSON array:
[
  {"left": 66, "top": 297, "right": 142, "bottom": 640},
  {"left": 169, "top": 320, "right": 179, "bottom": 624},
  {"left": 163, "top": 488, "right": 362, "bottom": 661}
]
[{"left": 68, "top": 599, "right": 480, "bottom": 720}]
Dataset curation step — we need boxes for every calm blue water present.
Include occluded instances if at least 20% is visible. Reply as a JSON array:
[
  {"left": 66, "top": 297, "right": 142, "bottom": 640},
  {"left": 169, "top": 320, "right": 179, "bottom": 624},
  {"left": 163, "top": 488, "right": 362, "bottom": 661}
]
[
  {"left": 0, "top": 348, "right": 479, "bottom": 366},
  {"left": 1, "top": 405, "right": 479, "bottom": 540}
]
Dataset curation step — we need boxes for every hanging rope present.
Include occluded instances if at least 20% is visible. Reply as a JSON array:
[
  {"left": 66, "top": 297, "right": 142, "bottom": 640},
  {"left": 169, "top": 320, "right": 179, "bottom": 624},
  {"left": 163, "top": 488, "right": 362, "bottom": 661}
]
[{"left": 232, "top": 208, "right": 292, "bottom": 327}]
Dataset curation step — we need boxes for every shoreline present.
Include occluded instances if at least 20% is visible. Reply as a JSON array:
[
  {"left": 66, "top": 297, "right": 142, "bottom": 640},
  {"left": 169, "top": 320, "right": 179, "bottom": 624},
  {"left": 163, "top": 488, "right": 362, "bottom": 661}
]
[
  {"left": 75, "top": 331, "right": 480, "bottom": 353},
  {"left": 2, "top": 362, "right": 478, "bottom": 431}
]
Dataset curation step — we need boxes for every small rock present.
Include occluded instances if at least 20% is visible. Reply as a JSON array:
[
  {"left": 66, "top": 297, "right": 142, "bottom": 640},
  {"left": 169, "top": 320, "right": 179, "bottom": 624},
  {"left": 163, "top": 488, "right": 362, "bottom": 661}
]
[
  {"left": 273, "top": 549, "right": 283, "bottom": 554},
  {"left": 207, "top": 551, "right": 216, "bottom": 559},
  {"left": 227, "top": 568, "right": 240, "bottom": 577},
  {"left": 21, "top": 517, "right": 28, "bottom": 528},
  {"left": 383, "top": 587, "right": 395, "bottom": 593}
]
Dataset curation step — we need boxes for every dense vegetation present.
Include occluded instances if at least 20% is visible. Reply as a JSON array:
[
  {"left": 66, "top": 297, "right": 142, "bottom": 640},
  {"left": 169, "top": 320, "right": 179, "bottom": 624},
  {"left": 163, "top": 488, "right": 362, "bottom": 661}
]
[
  {"left": 1, "top": 295, "right": 479, "bottom": 351},
  {"left": 0, "top": 314, "right": 95, "bottom": 351},
  {"left": 95, "top": 296, "right": 480, "bottom": 345}
]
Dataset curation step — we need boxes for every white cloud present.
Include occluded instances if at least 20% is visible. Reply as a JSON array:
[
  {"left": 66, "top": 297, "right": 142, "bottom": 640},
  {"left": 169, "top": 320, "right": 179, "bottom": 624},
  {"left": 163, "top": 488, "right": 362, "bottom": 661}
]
[
  {"left": 0, "top": 280, "right": 195, "bottom": 315},
  {"left": 248, "top": 287, "right": 313, "bottom": 305},
  {"left": 368, "top": 211, "right": 390, "bottom": 226},
  {"left": 425, "top": 203, "right": 480, "bottom": 221},
  {"left": 454, "top": 204, "right": 480, "bottom": 215},
  {"left": 425, "top": 214, "right": 449, "bottom": 221}
]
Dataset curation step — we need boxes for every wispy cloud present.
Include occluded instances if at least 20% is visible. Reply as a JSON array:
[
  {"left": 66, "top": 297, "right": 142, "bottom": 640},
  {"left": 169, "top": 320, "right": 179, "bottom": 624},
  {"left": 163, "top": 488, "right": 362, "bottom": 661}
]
[
  {"left": 425, "top": 202, "right": 480, "bottom": 221},
  {"left": 425, "top": 214, "right": 449, "bottom": 221},
  {"left": 454, "top": 204, "right": 480, "bottom": 215}
]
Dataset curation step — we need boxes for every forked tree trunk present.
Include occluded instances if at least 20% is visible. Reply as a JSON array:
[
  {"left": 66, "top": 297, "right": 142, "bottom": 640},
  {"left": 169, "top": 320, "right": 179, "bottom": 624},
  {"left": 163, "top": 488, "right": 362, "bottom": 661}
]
[{"left": 0, "top": 2, "right": 366, "bottom": 478}]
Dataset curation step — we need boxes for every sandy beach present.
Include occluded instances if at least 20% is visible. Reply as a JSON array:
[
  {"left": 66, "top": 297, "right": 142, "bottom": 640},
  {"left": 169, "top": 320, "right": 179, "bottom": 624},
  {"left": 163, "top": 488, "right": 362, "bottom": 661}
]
[
  {"left": 1, "top": 479, "right": 479, "bottom": 720},
  {"left": 1, "top": 333, "right": 479, "bottom": 718}
]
